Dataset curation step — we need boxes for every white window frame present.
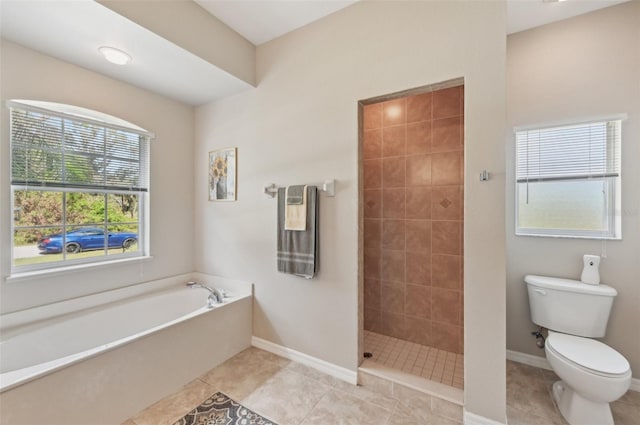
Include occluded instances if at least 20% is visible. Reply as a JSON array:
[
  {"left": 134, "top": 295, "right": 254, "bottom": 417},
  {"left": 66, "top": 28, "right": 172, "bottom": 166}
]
[
  {"left": 8, "top": 100, "right": 153, "bottom": 274},
  {"left": 514, "top": 115, "right": 624, "bottom": 240}
]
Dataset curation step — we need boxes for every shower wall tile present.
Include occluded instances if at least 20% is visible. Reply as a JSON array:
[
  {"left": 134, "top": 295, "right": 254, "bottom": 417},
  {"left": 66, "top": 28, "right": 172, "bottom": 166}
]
[
  {"left": 382, "top": 125, "right": 406, "bottom": 157},
  {"left": 432, "top": 116, "right": 462, "bottom": 153},
  {"left": 432, "top": 185, "right": 462, "bottom": 220},
  {"left": 381, "top": 312, "right": 406, "bottom": 338},
  {"left": 405, "top": 220, "right": 431, "bottom": 252},
  {"left": 382, "top": 189, "right": 405, "bottom": 218},
  {"left": 431, "top": 151, "right": 463, "bottom": 185},
  {"left": 365, "top": 279, "right": 382, "bottom": 311},
  {"left": 382, "top": 250, "right": 405, "bottom": 282},
  {"left": 405, "top": 316, "right": 431, "bottom": 346},
  {"left": 365, "top": 189, "right": 383, "bottom": 219},
  {"left": 431, "top": 254, "right": 461, "bottom": 290},
  {"left": 432, "top": 322, "right": 459, "bottom": 353},
  {"left": 382, "top": 157, "right": 406, "bottom": 187},
  {"left": 364, "top": 308, "right": 382, "bottom": 333},
  {"left": 406, "top": 251, "right": 431, "bottom": 285},
  {"left": 405, "top": 284, "right": 431, "bottom": 319},
  {"left": 364, "top": 103, "right": 382, "bottom": 130},
  {"left": 432, "top": 288, "right": 460, "bottom": 325},
  {"left": 364, "top": 252, "right": 381, "bottom": 280},
  {"left": 364, "top": 219, "right": 382, "bottom": 253},
  {"left": 407, "top": 92, "right": 432, "bottom": 123},
  {"left": 381, "top": 281, "right": 405, "bottom": 314},
  {"left": 363, "top": 129, "right": 382, "bottom": 159},
  {"left": 363, "top": 159, "right": 382, "bottom": 189},
  {"left": 406, "top": 154, "right": 432, "bottom": 186},
  {"left": 432, "top": 220, "right": 461, "bottom": 255},
  {"left": 383, "top": 98, "right": 406, "bottom": 127},
  {"left": 382, "top": 219, "right": 405, "bottom": 250},
  {"left": 363, "top": 85, "right": 464, "bottom": 354},
  {"left": 406, "top": 187, "right": 432, "bottom": 219},
  {"left": 433, "top": 86, "right": 461, "bottom": 120},
  {"left": 407, "top": 121, "right": 431, "bottom": 155}
]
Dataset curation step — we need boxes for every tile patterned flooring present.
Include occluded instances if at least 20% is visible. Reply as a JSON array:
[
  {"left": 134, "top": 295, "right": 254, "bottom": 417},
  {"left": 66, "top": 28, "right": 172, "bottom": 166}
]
[
  {"left": 123, "top": 346, "right": 463, "bottom": 425},
  {"left": 364, "top": 331, "right": 464, "bottom": 389},
  {"left": 124, "top": 347, "right": 640, "bottom": 425},
  {"left": 506, "top": 360, "right": 640, "bottom": 425}
]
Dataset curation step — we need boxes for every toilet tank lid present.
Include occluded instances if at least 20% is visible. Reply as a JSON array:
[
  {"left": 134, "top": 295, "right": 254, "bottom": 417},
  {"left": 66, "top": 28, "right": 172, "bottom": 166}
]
[{"left": 525, "top": 275, "right": 617, "bottom": 297}]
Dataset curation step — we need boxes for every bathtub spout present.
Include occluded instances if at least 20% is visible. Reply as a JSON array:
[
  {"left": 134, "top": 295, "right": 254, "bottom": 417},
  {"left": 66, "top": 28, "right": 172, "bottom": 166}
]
[{"left": 186, "top": 281, "right": 224, "bottom": 307}]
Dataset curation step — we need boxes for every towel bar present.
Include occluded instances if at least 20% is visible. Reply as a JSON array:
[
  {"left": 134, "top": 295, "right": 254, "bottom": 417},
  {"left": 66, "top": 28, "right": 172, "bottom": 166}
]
[{"left": 264, "top": 180, "right": 335, "bottom": 198}]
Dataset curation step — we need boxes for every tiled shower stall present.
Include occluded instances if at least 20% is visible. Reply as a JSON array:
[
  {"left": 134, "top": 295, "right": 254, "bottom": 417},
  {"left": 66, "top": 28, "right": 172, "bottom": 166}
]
[{"left": 362, "top": 84, "right": 464, "bottom": 388}]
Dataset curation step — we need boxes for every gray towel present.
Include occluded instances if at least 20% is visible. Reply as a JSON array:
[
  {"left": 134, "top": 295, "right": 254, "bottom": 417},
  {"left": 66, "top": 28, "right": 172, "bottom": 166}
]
[
  {"left": 286, "top": 185, "right": 305, "bottom": 205},
  {"left": 277, "top": 186, "right": 319, "bottom": 278}
]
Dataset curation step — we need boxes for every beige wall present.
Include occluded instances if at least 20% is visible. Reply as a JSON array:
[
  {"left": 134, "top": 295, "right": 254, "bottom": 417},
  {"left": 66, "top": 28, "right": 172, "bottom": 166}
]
[
  {"left": 0, "top": 40, "right": 195, "bottom": 312},
  {"left": 195, "top": 1, "right": 506, "bottom": 421},
  {"left": 506, "top": 2, "right": 640, "bottom": 377}
]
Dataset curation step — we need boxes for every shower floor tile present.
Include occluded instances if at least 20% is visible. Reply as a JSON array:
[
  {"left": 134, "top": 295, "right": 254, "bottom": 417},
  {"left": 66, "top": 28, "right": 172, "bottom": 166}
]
[{"left": 364, "top": 330, "right": 464, "bottom": 389}]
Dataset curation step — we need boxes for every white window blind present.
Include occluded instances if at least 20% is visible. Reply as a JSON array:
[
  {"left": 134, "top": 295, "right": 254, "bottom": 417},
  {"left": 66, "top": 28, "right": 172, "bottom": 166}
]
[
  {"left": 516, "top": 120, "right": 621, "bottom": 183},
  {"left": 10, "top": 105, "right": 150, "bottom": 192}
]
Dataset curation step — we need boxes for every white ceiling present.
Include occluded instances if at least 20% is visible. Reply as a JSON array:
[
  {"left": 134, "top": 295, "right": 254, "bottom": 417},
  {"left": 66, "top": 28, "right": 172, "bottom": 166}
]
[
  {"left": 507, "top": 0, "right": 629, "bottom": 34},
  {"left": 0, "top": 0, "right": 252, "bottom": 106},
  {"left": 195, "top": 0, "right": 358, "bottom": 45},
  {"left": 0, "top": 0, "right": 630, "bottom": 107},
  {"left": 197, "top": 0, "right": 629, "bottom": 45}
]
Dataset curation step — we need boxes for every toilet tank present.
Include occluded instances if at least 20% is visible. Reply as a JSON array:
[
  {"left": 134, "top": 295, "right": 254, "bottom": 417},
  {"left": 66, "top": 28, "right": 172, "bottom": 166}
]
[{"left": 524, "top": 275, "right": 617, "bottom": 338}]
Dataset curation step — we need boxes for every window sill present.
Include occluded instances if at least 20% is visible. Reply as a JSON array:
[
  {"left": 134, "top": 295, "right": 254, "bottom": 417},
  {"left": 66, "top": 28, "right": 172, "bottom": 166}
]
[
  {"left": 515, "top": 231, "right": 621, "bottom": 241},
  {"left": 6, "top": 255, "right": 154, "bottom": 283}
]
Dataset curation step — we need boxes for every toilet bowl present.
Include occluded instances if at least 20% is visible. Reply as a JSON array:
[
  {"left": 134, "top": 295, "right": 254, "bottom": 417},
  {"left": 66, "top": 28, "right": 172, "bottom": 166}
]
[{"left": 545, "top": 331, "right": 632, "bottom": 425}]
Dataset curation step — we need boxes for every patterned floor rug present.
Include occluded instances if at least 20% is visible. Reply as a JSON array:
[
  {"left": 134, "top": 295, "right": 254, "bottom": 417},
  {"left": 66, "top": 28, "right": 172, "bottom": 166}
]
[{"left": 173, "top": 392, "right": 277, "bottom": 425}]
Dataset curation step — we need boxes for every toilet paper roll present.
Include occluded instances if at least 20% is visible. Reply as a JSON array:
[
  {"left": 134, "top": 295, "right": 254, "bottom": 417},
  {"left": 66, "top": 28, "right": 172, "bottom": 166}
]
[{"left": 581, "top": 254, "right": 601, "bottom": 285}]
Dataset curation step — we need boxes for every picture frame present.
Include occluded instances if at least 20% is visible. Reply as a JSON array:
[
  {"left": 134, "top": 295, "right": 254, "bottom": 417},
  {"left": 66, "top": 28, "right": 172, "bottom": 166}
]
[{"left": 208, "top": 147, "right": 237, "bottom": 201}]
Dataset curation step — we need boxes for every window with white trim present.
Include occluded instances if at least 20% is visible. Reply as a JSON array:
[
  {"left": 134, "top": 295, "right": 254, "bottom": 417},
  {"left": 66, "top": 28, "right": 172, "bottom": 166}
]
[
  {"left": 9, "top": 100, "right": 151, "bottom": 273},
  {"left": 515, "top": 118, "right": 622, "bottom": 239}
]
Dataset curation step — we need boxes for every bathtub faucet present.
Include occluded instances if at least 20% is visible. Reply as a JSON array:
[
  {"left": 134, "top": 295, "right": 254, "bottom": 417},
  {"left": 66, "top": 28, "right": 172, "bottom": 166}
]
[{"left": 186, "top": 281, "right": 224, "bottom": 307}]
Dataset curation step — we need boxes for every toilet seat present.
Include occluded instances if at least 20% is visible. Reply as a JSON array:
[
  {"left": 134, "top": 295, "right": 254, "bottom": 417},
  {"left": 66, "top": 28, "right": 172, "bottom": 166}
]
[{"left": 546, "top": 332, "right": 630, "bottom": 378}]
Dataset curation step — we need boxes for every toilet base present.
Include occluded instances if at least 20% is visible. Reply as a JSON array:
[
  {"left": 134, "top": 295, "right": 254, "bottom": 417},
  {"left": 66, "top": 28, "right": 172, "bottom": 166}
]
[{"left": 552, "top": 380, "right": 614, "bottom": 425}]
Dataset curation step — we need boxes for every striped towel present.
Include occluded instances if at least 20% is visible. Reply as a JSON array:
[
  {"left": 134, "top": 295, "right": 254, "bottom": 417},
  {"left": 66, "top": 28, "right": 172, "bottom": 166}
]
[{"left": 277, "top": 186, "right": 318, "bottom": 278}]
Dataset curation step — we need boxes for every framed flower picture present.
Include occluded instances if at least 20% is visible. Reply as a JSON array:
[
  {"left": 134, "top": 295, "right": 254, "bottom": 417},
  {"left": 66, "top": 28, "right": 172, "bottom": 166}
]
[{"left": 209, "top": 147, "right": 237, "bottom": 201}]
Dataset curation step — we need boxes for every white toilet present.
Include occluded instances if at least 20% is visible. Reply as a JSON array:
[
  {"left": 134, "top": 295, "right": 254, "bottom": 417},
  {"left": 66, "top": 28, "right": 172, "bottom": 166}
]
[{"left": 525, "top": 275, "right": 632, "bottom": 425}]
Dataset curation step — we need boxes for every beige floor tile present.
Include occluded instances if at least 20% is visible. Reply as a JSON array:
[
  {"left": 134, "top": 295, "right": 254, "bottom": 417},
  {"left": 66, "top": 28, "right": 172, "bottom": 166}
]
[
  {"left": 611, "top": 399, "right": 640, "bottom": 425},
  {"left": 284, "top": 361, "right": 341, "bottom": 387},
  {"left": 131, "top": 379, "right": 214, "bottom": 425},
  {"left": 617, "top": 389, "right": 640, "bottom": 406},
  {"left": 385, "top": 404, "right": 422, "bottom": 425},
  {"left": 508, "top": 378, "right": 563, "bottom": 423},
  {"left": 507, "top": 406, "right": 568, "bottom": 425},
  {"left": 301, "top": 389, "right": 392, "bottom": 425},
  {"left": 199, "top": 349, "right": 288, "bottom": 401},
  {"left": 333, "top": 380, "right": 398, "bottom": 412},
  {"left": 431, "top": 396, "right": 463, "bottom": 422},
  {"left": 242, "top": 368, "right": 331, "bottom": 425}
]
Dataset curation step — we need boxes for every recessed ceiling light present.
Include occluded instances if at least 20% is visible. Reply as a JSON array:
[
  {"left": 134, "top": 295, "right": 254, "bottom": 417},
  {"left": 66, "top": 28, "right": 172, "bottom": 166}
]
[{"left": 98, "top": 46, "right": 132, "bottom": 65}]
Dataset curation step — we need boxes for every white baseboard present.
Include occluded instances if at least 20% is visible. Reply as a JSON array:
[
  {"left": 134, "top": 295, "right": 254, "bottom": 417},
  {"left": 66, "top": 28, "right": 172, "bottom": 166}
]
[
  {"left": 251, "top": 336, "right": 358, "bottom": 385},
  {"left": 464, "top": 410, "right": 506, "bottom": 425},
  {"left": 506, "top": 349, "right": 552, "bottom": 370},
  {"left": 507, "top": 349, "right": 640, "bottom": 392}
]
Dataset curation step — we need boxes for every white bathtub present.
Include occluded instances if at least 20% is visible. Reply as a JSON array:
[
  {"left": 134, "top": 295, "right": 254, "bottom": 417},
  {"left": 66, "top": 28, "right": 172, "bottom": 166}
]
[{"left": 0, "top": 273, "right": 252, "bottom": 425}]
